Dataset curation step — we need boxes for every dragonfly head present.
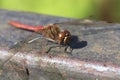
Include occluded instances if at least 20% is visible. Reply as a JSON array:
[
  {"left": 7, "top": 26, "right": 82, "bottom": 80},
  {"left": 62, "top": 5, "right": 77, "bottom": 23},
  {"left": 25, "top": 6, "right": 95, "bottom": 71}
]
[{"left": 58, "top": 30, "right": 71, "bottom": 45}]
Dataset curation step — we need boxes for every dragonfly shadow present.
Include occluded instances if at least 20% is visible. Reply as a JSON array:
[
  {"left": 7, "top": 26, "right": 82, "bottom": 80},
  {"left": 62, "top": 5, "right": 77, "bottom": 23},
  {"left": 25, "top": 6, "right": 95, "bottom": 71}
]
[
  {"left": 68, "top": 35, "right": 87, "bottom": 49},
  {"left": 46, "top": 35, "right": 87, "bottom": 54}
]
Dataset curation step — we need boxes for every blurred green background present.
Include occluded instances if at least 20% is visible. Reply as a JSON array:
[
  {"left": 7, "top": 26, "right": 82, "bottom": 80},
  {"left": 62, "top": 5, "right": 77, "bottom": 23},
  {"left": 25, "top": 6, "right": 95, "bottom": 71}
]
[{"left": 0, "top": 0, "right": 120, "bottom": 22}]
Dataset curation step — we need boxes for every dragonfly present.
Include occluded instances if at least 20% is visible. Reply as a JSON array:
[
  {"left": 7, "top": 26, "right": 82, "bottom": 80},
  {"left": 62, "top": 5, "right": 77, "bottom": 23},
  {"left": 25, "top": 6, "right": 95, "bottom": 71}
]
[
  {"left": 1, "top": 20, "right": 88, "bottom": 79},
  {"left": 0, "top": 21, "right": 73, "bottom": 80},
  {"left": 8, "top": 21, "right": 72, "bottom": 53}
]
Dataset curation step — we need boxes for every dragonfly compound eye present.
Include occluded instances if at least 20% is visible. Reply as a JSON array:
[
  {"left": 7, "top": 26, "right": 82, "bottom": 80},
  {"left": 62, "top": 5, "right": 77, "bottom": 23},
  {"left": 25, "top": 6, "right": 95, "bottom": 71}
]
[{"left": 58, "top": 30, "right": 71, "bottom": 45}]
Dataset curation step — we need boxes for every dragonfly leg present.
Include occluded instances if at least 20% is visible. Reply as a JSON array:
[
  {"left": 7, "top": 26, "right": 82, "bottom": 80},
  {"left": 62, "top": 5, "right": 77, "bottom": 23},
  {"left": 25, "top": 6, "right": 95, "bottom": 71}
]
[
  {"left": 46, "top": 45, "right": 60, "bottom": 53},
  {"left": 64, "top": 46, "right": 73, "bottom": 55},
  {"left": 46, "top": 44, "right": 73, "bottom": 55},
  {"left": 58, "top": 41, "right": 61, "bottom": 48}
]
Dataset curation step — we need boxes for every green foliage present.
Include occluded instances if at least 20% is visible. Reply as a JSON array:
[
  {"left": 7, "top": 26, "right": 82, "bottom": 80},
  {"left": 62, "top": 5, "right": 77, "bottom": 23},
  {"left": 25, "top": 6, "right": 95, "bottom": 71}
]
[
  {"left": 0, "top": 0, "right": 95, "bottom": 19},
  {"left": 0, "top": 0, "right": 120, "bottom": 22}
]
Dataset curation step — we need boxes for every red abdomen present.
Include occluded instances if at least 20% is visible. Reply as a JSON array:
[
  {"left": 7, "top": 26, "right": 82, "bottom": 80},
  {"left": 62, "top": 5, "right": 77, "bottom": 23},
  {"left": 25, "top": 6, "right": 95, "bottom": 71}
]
[{"left": 8, "top": 21, "right": 44, "bottom": 32}]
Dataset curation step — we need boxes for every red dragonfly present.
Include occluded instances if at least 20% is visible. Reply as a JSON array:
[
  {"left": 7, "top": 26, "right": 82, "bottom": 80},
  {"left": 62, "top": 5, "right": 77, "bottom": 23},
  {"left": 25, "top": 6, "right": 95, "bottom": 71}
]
[
  {"left": 8, "top": 21, "right": 72, "bottom": 52},
  {"left": 0, "top": 21, "right": 73, "bottom": 80},
  {"left": 1, "top": 21, "right": 73, "bottom": 79}
]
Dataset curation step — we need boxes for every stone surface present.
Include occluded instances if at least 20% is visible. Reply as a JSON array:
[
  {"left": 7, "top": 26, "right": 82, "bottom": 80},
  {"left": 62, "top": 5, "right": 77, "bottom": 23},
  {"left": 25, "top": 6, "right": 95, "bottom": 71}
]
[{"left": 0, "top": 9, "right": 120, "bottom": 80}]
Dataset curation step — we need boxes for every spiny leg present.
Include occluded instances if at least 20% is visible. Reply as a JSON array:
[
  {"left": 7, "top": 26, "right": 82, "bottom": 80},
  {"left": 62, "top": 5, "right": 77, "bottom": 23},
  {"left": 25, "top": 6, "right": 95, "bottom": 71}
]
[{"left": 46, "top": 44, "right": 73, "bottom": 55}]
